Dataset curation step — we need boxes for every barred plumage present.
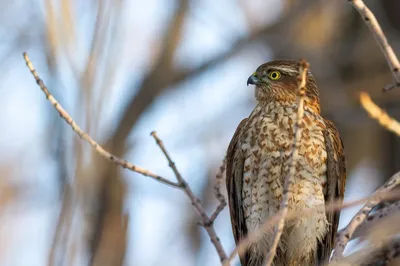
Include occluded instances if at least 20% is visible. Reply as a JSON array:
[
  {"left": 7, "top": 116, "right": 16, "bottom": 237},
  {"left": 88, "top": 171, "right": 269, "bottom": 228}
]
[{"left": 226, "top": 60, "right": 346, "bottom": 266}]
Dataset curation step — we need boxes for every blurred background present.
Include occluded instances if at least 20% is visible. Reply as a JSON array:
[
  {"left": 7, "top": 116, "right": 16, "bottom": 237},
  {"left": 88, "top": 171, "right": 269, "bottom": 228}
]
[{"left": 1, "top": 0, "right": 400, "bottom": 265}]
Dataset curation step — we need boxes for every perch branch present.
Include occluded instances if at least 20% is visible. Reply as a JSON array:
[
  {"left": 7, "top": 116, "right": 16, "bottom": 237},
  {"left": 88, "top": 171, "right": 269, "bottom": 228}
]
[
  {"left": 357, "top": 236, "right": 400, "bottom": 265},
  {"left": 360, "top": 92, "right": 400, "bottom": 137},
  {"left": 223, "top": 188, "right": 400, "bottom": 266},
  {"left": 330, "top": 235, "right": 400, "bottom": 266},
  {"left": 331, "top": 170, "right": 400, "bottom": 261},
  {"left": 263, "top": 60, "right": 309, "bottom": 266},
  {"left": 23, "top": 52, "right": 228, "bottom": 262},
  {"left": 352, "top": 201, "right": 400, "bottom": 240},
  {"left": 348, "top": 0, "right": 400, "bottom": 91}
]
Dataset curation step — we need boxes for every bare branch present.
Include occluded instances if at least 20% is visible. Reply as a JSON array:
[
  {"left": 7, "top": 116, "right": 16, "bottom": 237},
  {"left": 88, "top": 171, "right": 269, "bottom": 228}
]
[
  {"left": 357, "top": 236, "right": 400, "bottom": 265},
  {"left": 360, "top": 92, "right": 400, "bottom": 136},
  {"left": 352, "top": 201, "right": 400, "bottom": 240},
  {"left": 263, "top": 59, "right": 309, "bottom": 266},
  {"left": 331, "top": 170, "right": 400, "bottom": 261},
  {"left": 223, "top": 188, "right": 400, "bottom": 266},
  {"left": 23, "top": 52, "right": 180, "bottom": 189},
  {"left": 150, "top": 132, "right": 227, "bottom": 261},
  {"left": 330, "top": 235, "right": 400, "bottom": 266},
  {"left": 209, "top": 158, "right": 227, "bottom": 223},
  {"left": 348, "top": 0, "right": 400, "bottom": 91},
  {"left": 23, "top": 52, "right": 228, "bottom": 263}
]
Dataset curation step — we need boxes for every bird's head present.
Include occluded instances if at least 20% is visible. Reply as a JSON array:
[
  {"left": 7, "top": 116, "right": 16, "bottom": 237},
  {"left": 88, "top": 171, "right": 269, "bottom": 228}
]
[{"left": 247, "top": 60, "right": 320, "bottom": 111}]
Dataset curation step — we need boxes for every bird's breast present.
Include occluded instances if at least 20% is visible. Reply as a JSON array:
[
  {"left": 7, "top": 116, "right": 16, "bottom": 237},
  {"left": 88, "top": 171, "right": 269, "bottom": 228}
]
[{"left": 241, "top": 103, "right": 328, "bottom": 234}]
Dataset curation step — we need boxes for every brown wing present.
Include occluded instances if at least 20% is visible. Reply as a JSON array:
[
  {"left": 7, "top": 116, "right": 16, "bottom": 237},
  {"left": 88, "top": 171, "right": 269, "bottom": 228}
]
[
  {"left": 226, "top": 118, "right": 249, "bottom": 265},
  {"left": 318, "top": 119, "right": 346, "bottom": 264}
]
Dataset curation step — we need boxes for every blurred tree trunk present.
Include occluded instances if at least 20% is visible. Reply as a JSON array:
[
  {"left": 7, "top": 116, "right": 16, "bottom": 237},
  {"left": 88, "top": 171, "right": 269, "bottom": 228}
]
[
  {"left": 90, "top": 166, "right": 128, "bottom": 266},
  {"left": 86, "top": 2, "right": 189, "bottom": 265}
]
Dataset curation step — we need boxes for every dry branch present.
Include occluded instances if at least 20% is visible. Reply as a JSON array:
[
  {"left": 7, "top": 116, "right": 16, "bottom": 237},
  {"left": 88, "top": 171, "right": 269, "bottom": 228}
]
[
  {"left": 360, "top": 92, "right": 400, "bottom": 137},
  {"left": 222, "top": 186, "right": 400, "bottom": 266},
  {"left": 331, "top": 170, "right": 400, "bottom": 261},
  {"left": 352, "top": 201, "right": 400, "bottom": 240},
  {"left": 263, "top": 60, "right": 309, "bottom": 266},
  {"left": 330, "top": 236, "right": 400, "bottom": 266},
  {"left": 150, "top": 132, "right": 227, "bottom": 261},
  {"left": 23, "top": 53, "right": 180, "bottom": 188},
  {"left": 348, "top": 0, "right": 400, "bottom": 91},
  {"left": 23, "top": 52, "right": 228, "bottom": 262},
  {"left": 209, "top": 158, "right": 227, "bottom": 223},
  {"left": 357, "top": 237, "right": 400, "bottom": 265},
  {"left": 333, "top": 1, "right": 400, "bottom": 264}
]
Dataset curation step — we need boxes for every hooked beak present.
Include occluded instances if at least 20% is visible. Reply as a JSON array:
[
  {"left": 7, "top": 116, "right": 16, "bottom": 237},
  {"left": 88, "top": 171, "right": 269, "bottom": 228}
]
[{"left": 247, "top": 74, "right": 261, "bottom": 86}]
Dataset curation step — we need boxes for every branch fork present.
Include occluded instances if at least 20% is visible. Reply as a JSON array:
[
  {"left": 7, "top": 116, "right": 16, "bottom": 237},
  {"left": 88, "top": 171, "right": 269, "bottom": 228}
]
[{"left": 23, "top": 52, "right": 228, "bottom": 262}]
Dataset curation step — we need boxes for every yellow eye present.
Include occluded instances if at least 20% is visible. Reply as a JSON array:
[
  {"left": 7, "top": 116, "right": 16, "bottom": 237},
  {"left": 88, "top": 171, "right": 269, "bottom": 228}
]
[{"left": 268, "top": 71, "right": 281, "bottom": 80}]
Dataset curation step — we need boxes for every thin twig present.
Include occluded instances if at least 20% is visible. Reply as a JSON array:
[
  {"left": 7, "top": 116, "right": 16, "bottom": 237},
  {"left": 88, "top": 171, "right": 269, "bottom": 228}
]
[
  {"left": 263, "top": 59, "right": 309, "bottom": 266},
  {"left": 24, "top": 52, "right": 228, "bottom": 262},
  {"left": 210, "top": 157, "right": 227, "bottom": 223},
  {"left": 348, "top": 0, "right": 400, "bottom": 91},
  {"left": 223, "top": 189, "right": 400, "bottom": 266},
  {"left": 150, "top": 132, "right": 228, "bottom": 261},
  {"left": 331, "top": 170, "right": 400, "bottom": 261},
  {"left": 22, "top": 52, "right": 180, "bottom": 189},
  {"left": 359, "top": 92, "right": 400, "bottom": 137}
]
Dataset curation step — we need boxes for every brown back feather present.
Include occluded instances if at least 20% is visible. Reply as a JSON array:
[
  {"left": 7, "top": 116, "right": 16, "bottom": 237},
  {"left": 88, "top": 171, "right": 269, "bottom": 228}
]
[
  {"left": 226, "top": 119, "right": 251, "bottom": 265},
  {"left": 318, "top": 119, "right": 346, "bottom": 264}
]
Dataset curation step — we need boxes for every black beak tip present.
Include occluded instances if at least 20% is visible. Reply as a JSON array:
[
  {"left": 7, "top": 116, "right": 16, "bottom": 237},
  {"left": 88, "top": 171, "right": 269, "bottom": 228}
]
[{"left": 247, "top": 75, "right": 258, "bottom": 86}]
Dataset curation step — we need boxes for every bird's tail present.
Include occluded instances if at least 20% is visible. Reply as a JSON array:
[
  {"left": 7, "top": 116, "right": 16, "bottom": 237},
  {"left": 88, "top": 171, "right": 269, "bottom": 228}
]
[
  {"left": 241, "top": 243, "right": 266, "bottom": 266},
  {"left": 240, "top": 242, "right": 286, "bottom": 266}
]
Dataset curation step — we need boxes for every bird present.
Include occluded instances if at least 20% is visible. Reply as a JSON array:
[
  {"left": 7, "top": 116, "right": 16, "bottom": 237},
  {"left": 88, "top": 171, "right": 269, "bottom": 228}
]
[{"left": 226, "top": 60, "right": 346, "bottom": 266}]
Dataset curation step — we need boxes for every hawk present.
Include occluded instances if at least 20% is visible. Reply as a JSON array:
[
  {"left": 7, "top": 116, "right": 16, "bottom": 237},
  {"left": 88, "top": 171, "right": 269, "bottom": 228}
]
[{"left": 226, "top": 60, "right": 346, "bottom": 266}]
